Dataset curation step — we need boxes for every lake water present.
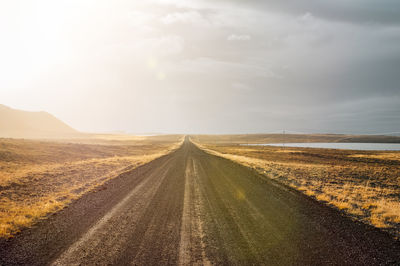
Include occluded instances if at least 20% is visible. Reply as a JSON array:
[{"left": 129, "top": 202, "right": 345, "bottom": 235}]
[{"left": 247, "top": 143, "right": 400, "bottom": 151}]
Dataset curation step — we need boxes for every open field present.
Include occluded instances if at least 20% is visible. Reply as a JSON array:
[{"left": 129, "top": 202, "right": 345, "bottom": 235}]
[
  {"left": 192, "top": 135, "right": 400, "bottom": 238},
  {"left": 0, "top": 135, "right": 183, "bottom": 238},
  {"left": 2, "top": 139, "right": 399, "bottom": 265}
]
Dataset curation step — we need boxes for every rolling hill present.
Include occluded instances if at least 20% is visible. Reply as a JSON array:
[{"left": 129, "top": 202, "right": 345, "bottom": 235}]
[{"left": 0, "top": 104, "right": 80, "bottom": 139}]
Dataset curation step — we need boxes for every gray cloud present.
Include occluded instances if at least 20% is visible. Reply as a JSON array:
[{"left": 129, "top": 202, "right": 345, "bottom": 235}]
[
  {"left": 0, "top": 0, "right": 399, "bottom": 134},
  {"left": 218, "top": 0, "right": 400, "bottom": 25}
]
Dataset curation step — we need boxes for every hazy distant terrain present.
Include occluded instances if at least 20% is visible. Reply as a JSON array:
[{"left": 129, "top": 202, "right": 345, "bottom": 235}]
[
  {"left": 193, "top": 133, "right": 400, "bottom": 144},
  {"left": 0, "top": 104, "right": 80, "bottom": 139}
]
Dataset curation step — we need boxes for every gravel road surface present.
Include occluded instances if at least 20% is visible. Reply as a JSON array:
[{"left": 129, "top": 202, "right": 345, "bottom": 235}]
[{"left": 1, "top": 138, "right": 399, "bottom": 265}]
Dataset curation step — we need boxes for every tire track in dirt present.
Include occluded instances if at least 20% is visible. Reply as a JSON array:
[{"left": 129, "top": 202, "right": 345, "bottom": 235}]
[
  {"left": 51, "top": 157, "right": 173, "bottom": 265},
  {"left": 179, "top": 156, "right": 211, "bottom": 266},
  {"left": 113, "top": 146, "right": 186, "bottom": 265}
]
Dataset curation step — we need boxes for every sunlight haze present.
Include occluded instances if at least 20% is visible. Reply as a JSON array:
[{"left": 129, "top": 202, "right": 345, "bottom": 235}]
[{"left": 1, "top": 0, "right": 399, "bottom": 134}]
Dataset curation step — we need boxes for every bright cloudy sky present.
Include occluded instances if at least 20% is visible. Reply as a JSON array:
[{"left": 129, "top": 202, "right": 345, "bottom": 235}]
[{"left": 1, "top": 0, "right": 399, "bottom": 134}]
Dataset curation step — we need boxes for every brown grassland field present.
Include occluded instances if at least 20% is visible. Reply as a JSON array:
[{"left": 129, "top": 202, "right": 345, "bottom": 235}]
[
  {"left": 192, "top": 134, "right": 400, "bottom": 238},
  {"left": 0, "top": 135, "right": 183, "bottom": 238}
]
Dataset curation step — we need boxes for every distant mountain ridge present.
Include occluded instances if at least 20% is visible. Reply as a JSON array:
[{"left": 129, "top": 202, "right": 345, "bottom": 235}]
[{"left": 0, "top": 104, "right": 80, "bottom": 139}]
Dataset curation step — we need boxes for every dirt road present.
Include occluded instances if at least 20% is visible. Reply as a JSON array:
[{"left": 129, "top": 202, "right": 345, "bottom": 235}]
[{"left": 1, "top": 138, "right": 399, "bottom": 265}]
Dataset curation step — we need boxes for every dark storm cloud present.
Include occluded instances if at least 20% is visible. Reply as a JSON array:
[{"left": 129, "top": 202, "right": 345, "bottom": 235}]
[
  {"left": 223, "top": 0, "right": 400, "bottom": 25},
  {"left": 144, "top": 0, "right": 400, "bottom": 133}
]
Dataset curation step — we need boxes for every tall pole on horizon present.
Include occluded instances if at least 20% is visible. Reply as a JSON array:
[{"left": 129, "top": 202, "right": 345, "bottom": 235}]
[{"left": 283, "top": 129, "right": 285, "bottom": 150}]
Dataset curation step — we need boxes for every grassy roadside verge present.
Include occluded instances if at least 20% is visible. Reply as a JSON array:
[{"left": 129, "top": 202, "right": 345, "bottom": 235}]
[
  {"left": 0, "top": 135, "right": 183, "bottom": 238},
  {"left": 192, "top": 139, "right": 400, "bottom": 239}
]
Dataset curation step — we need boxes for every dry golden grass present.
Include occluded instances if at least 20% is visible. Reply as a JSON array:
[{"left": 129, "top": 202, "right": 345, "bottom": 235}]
[
  {"left": 193, "top": 137, "right": 400, "bottom": 238},
  {"left": 0, "top": 135, "right": 183, "bottom": 238}
]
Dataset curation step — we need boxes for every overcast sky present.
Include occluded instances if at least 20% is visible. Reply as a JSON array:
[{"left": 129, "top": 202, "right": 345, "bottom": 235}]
[{"left": 1, "top": 0, "right": 399, "bottom": 134}]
